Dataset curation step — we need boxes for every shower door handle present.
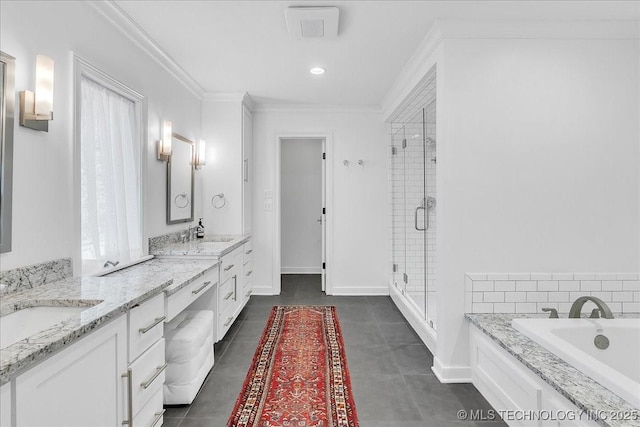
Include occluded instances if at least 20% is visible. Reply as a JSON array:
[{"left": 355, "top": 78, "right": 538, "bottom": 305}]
[{"left": 414, "top": 206, "right": 426, "bottom": 231}]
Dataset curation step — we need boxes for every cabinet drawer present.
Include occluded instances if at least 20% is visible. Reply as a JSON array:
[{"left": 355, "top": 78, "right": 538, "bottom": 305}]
[
  {"left": 217, "top": 308, "right": 236, "bottom": 341},
  {"left": 220, "top": 247, "right": 242, "bottom": 284},
  {"left": 132, "top": 384, "right": 164, "bottom": 427},
  {"left": 219, "top": 275, "right": 238, "bottom": 316},
  {"left": 243, "top": 260, "right": 253, "bottom": 285},
  {"left": 165, "top": 267, "right": 218, "bottom": 322},
  {"left": 129, "top": 293, "right": 165, "bottom": 362},
  {"left": 243, "top": 241, "right": 253, "bottom": 265},
  {"left": 130, "top": 338, "right": 165, "bottom": 414}
]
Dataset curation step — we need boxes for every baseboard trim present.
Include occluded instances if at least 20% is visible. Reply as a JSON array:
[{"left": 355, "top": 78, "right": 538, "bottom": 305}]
[
  {"left": 280, "top": 268, "right": 322, "bottom": 274},
  {"left": 432, "top": 356, "right": 472, "bottom": 383},
  {"left": 251, "top": 285, "right": 276, "bottom": 296},
  {"left": 329, "top": 287, "right": 389, "bottom": 296},
  {"left": 389, "top": 285, "right": 437, "bottom": 355}
]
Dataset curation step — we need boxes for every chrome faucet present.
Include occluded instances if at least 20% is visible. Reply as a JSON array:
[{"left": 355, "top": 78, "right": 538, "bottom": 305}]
[
  {"left": 568, "top": 296, "right": 614, "bottom": 319},
  {"left": 103, "top": 260, "right": 119, "bottom": 268}
]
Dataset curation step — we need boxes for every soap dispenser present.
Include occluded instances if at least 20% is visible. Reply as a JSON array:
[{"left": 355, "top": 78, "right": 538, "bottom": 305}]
[{"left": 196, "top": 218, "right": 205, "bottom": 238}]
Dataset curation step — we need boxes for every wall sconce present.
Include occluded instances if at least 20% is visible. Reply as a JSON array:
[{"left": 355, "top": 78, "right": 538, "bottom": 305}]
[
  {"left": 19, "top": 55, "right": 54, "bottom": 132},
  {"left": 195, "top": 139, "right": 206, "bottom": 169},
  {"left": 157, "top": 120, "right": 172, "bottom": 160}
]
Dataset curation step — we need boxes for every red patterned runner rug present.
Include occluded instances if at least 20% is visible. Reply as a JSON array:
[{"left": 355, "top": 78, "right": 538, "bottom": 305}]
[{"left": 228, "top": 305, "right": 359, "bottom": 427}]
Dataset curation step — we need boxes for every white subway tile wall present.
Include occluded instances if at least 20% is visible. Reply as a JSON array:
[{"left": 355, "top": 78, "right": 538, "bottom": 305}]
[{"left": 465, "top": 273, "right": 640, "bottom": 314}]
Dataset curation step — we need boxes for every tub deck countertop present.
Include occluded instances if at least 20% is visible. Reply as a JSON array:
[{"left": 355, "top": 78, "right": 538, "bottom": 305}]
[{"left": 466, "top": 313, "right": 640, "bottom": 427}]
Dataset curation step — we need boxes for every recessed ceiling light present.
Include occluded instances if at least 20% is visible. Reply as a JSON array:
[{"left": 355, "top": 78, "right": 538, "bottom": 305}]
[{"left": 310, "top": 67, "right": 326, "bottom": 75}]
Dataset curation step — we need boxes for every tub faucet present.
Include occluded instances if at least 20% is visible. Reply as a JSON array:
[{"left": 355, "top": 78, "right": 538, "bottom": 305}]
[{"left": 568, "top": 296, "right": 614, "bottom": 319}]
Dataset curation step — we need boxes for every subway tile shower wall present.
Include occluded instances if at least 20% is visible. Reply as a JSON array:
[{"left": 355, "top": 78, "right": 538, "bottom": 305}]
[{"left": 464, "top": 273, "right": 640, "bottom": 314}]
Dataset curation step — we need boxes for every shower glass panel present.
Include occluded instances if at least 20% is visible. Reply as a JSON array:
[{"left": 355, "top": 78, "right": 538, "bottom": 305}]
[
  {"left": 404, "top": 108, "right": 428, "bottom": 318},
  {"left": 391, "top": 126, "right": 406, "bottom": 295}
]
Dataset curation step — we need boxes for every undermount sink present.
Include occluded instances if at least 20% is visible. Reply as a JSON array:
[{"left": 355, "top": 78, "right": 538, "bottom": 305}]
[{"left": 0, "top": 304, "right": 97, "bottom": 349}]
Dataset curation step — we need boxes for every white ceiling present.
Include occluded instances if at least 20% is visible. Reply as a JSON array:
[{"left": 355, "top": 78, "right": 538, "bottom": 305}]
[{"left": 113, "top": 0, "right": 639, "bottom": 107}]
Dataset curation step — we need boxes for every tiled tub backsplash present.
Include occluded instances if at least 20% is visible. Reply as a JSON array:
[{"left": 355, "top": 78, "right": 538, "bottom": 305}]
[{"left": 465, "top": 272, "right": 640, "bottom": 314}]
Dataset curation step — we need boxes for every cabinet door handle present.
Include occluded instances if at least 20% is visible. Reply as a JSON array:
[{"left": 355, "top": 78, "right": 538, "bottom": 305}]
[
  {"left": 224, "top": 316, "right": 234, "bottom": 327},
  {"left": 121, "top": 369, "right": 133, "bottom": 426},
  {"left": 245, "top": 249, "right": 253, "bottom": 255},
  {"left": 246, "top": 270, "right": 253, "bottom": 277},
  {"left": 192, "top": 281, "right": 211, "bottom": 295},
  {"left": 224, "top": 264, "right": 234, "bottom": 271},
  {"left": 139, "top": 316, "right": 166, "bottom": 334},
  {"left": 150, "top": 409, "right": 166, "bottom": 427},
  {"left": 140, "top": 364, "right": 168, "bottom": 389},
  {"left": 224, "top": 291, "right": 234, "bottom": 300},
  {"left": 233, "top": 275, "right": 237, "bottom": 301}
]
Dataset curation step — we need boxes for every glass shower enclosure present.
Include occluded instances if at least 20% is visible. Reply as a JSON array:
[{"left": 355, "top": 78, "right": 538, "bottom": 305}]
[{"left": 391, "top": 89, "right": 437, "bottom": 333}]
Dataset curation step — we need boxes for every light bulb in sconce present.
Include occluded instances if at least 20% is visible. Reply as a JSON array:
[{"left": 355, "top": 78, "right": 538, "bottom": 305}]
[
  {"left": 157, "top": 120, "right": 172, "bottom": 160},
  {"left": 19, "top": 54, "right": 54, "bottom": 132},
  {"left": 195, "top": 139, "right": 206, "bottom": 169}
]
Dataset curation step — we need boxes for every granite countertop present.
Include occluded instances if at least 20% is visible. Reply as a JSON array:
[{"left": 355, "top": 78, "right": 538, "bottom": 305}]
[
  {"left": 0, "top": 275, "right": 172, "bottom": 384},
  {"left": 150, "top": 234, "right": 251, "bottom": 257},
  {"left": 105, "top": 258, "right": 219, "bottom": 296},
  {"left": 466, "top": 313, "right": 640, "bottom": 427},
  {"left": 0, "top": 254, "right": 224, "bottom": 384}
]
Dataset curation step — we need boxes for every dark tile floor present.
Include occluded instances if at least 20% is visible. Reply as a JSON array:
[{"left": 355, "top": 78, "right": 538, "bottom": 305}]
[{"left": 163, "top": 275, "right": 506, "bottom": 427}]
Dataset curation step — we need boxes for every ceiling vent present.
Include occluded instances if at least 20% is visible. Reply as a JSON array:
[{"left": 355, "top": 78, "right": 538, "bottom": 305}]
[{"left": 285, "top": 6, "right": 339, "bottom": 39}]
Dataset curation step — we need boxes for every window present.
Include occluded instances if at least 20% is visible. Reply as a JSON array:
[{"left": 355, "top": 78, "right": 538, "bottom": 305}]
[{"left": 75, "top": 58, "right": 146, "bottom": 275}]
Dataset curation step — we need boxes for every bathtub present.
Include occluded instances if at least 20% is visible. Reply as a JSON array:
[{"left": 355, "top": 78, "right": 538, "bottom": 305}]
[{"left": 512, "top": 318, "right": 640, "bottom": 409}]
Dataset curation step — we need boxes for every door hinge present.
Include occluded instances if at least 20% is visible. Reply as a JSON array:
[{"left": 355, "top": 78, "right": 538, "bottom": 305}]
[
  {"left": 403, "top": 273, "right": 408, "bottom": 283},
  {"left": 402, "top": 139, "right": 407, "bottom": 149},
  {"left": 391, "top": 146, "right": 397, "bottom": 155},
  {"left": 392, "top": 263, "right": 398, "bottom": 272},
  {"left": 322, "top": 207, "right": 326, "bottom": 215},
  {"left": 322, "top": 262, "right": 326, "bottom": 270},
  {"left": 322, "top": 152, "right": 326, "bottom": 160}
]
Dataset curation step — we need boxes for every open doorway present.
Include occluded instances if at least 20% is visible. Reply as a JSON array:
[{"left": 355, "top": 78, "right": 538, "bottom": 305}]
[{"left": 279, "top": 137, "right": 326, "bottom": 292}]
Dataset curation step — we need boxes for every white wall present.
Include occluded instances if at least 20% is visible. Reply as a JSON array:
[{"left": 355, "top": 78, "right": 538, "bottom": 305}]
[
  {"left": 281, "top": 138, "right": 323, "bottom": 274},
  {"left": 0, "top": 1, "right": 202, "bottom": 271},
  {"left": 435, "top": 37, "right": 639, "bottom": 379},
  {"left": 252, "top": 109, "right": 388, "bottom": 295}
]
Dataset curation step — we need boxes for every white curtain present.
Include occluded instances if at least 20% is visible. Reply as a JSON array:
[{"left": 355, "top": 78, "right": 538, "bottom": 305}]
[{"left": 81, "top": 76, "right": 142, "bottom": 274}]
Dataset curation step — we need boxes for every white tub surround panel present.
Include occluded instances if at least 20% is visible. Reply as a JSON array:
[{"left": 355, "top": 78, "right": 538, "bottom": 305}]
[
  {"left": 465, "top": 273, "right": 640, "bottom": 314},
  {"left": 467, "top": 314, "right": 640, "bottom": 427}
]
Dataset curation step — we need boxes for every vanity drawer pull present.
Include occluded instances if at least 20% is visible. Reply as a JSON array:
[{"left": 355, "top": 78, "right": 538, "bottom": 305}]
[
  {"left": 224, "top": 291, "right": 234, "bottom": 300},
  {"left": 224, "top": 264, "right": 235, "bottom": 271},
  {"left": 140, "top": 363, "right": 167, "bottom": 389},
  {"left": 245, "top": 290, "right": 252, "bottom": 298},
  {"left": 139, "top": 316, "right": 166, "bottom": 334},
  {"left": 192, "top": 281, "right": 211, "bottom": 295},
  {"left": 151, "top": 409, "right": 166, "bottom": 427},
  {"left": 224, "top": 316, "right": 234, "bottom": 327},
  {"left": 245, "top": 249, "right": 253, "bottom": 255},
  {"left": 246, "top": 270, "right": 253, "bottom": 277}
]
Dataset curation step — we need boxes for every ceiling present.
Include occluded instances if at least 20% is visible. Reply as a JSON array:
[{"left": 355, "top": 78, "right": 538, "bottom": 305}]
[{"left": 113, "top": 0, "right": 639, "bottom": 107}]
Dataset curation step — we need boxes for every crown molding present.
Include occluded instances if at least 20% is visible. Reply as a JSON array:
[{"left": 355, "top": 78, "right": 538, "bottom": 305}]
[
  {"left": 381, "top": 22, "right": 443, "bottom": 121},
  {"left": 88, "top": 0, "right": 204, "bottom": 99},
  {"left": 253, "top": 103, "right": 382, "bottom": 114}
]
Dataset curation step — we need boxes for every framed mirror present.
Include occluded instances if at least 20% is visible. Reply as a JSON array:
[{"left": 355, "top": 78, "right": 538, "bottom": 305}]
[
  {"left": 0, "top": 51, "right": 15, "bottom": 253},
  {"left": 167, "top": 132, "right": 194, "bottom": 224}
]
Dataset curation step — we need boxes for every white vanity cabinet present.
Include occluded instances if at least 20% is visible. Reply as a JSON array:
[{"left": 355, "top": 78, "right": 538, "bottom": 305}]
[
  {"left": 217, "top": 246, "right": 243, "bottom": 341},
  {"left": 165, "top": 266, "right": 218, "bottom": 323},
  {"left": 241, "top": 240, "right": 253, "bottom": 307},
  {"left": 126, "top": 292, "right": 166, "bottom": 427},
  {"left": 14, "top": 315, "right": 128, "bottom": 427},
  {"left": 0, "top": 382, "right": 10, "bottom": 426}
]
